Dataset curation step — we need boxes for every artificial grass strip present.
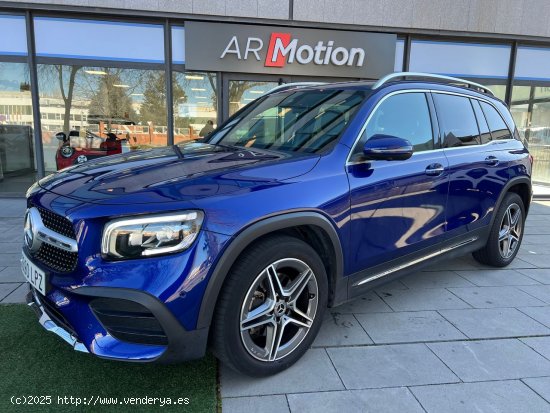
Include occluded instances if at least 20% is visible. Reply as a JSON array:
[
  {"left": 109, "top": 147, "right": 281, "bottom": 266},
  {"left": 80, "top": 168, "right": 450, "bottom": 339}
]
[{"left": 0, "top": 304, "right": 217, "bottom": 413}]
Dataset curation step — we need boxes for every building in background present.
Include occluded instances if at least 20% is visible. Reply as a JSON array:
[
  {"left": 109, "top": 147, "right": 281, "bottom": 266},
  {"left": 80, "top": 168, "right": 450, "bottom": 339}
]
[{"left": 1, "top": 0, "right": 550, "bottom": 195}]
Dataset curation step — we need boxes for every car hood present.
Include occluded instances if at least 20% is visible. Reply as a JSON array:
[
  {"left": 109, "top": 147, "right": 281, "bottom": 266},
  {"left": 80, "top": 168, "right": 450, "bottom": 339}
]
[{"left": 36, "top": 142, "right": 319, "bottom": 205}]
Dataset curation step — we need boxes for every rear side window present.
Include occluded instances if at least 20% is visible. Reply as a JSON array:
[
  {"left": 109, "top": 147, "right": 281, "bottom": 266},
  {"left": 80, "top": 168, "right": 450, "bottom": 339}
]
[
  {"left": 359, "top": 92, "right": 434, "bottom": 152},
  {"left": 433, "top": 93, "right": 480, "bottom": 147},
  {"left": 480, "top": 101, "right": 512, "bottom": 140},
  {"left": 472, "top": 100, "right": 492, "bottom": 144}
]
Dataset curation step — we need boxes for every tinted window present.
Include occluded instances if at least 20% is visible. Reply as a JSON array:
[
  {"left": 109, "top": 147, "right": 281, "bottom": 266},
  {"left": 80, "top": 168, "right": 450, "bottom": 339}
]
[
  {"left": 359, "top": 92, "right": 433, "bottom": 153},
  {"left": 472, "top": 100, "right": 492, "bottom": 144},
  {"left": 210, "top": 89, "right": 367, "bottom": 153},
  {"left": 480, "top": 101, "right": 512, "bottom": 140},
  {"left": 434, "top": 94, "right": 480, "bottom": 147}
]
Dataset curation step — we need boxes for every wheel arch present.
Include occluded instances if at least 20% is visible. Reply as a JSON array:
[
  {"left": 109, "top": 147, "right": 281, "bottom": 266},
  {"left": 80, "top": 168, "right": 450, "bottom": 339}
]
[
  {"left": 490, "top": 176, "right": 532, "bottom": 228},
  {"left": 196, "top": 211, "right": 346, "bottom": 330}
]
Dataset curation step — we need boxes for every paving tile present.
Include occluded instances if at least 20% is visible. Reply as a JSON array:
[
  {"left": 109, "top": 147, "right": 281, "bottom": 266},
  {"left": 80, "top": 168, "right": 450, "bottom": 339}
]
[
  {"left": 0, "top": 266, "right": 24, "bottom": 283},
  {"left": 400, "top": 270, "right": 474, "bottom": 289},
  {"left": 0, "top": 253, "right": 22, "bottom": 267},
  {"left": 334, "top": 292, "right": 393, "bottom": 314},
  {"left": 517, "top": 254, "right": 550, "bottom": 268},
  {"left": 376, "top": 288, "right": 470, "bottom": 311},
  {"left": 411, "top": 380, "right": 550, "bottom": 413},
  {"left": 356, "top": 311, "right": 466, "bottom": 344},
  {"left": 327, "top": 344, "right": 458, "bottom": 389},
  {"left": 422, "top": 258, "right": 478, "bottom": 271},
  {"left": 427, "top": 339, "right": 550, "bottom": 382},
  {"left": 0, "top": 283, "right": 20, "bottom": 301},
  {"left": 460, "top": 253, "right": 537, "bottom": 270},
  {"left": 519, "top": 306, "right": 550, "bottom": 329},
  {"left": 222, "top": 395, "right": 289, "bottom": 413},
  {"left": 0, "top": 241, "right": 24, "bottom": 254},
  {"left": 448, "top": 286, "right": 545, "bottom": 308},
  {"left": 220, "top": 348, "right": 344, "bottom": 397},
  {"left": 521, "top": 337, "right": 550, "bottom": 360},
  {"left": 518, "top": 285, "right": 550, "bottom": 304},
  {"left": 456, "top": 269, "right": 540, "bottom": 286},
  {"left": 287, "top": 387, "right": 425, "bottom": 413},
  {"left": 1, "top": 283, "right": 27, "bottom": 303},
  {"left": 523, "top": 377, "right": 550, "bottom": 404},
  {"left": 438, "top": 308, "right": 550, "bottom": 339},
  {"left": 313, "top": 313, "right": 373, "bottom": 347},
  {"left": 517, "top": 268, "right": 550, "bottom": 284}
]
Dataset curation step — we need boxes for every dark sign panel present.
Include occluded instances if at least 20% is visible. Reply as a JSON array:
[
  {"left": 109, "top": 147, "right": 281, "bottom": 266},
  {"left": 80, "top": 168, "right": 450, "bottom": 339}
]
[{"left": 185, "top": 22, "right": 396, "bottom": 78}]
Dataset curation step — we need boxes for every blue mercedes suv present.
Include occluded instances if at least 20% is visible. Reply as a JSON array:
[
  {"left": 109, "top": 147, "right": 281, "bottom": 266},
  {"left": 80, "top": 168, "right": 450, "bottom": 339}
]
[{"left": 23, "top": 73, "right": 532, "bottom": 377}]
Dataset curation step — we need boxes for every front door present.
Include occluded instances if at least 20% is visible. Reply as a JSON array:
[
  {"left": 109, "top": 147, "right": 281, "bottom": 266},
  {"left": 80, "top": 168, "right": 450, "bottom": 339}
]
[{"left": 347, "top": 91, "right": 449, "bottom": 274}]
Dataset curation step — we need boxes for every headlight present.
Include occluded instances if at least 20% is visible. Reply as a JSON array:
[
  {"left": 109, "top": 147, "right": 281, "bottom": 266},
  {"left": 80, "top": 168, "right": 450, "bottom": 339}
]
[{"left": 102, "top": 211, "right": 204, "bottom": 259}]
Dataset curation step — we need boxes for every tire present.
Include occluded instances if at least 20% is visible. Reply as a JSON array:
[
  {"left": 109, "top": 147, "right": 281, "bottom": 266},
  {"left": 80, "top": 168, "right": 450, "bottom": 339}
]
[
  {"left": 212, "top": 234, "right": 328, "bottom": 377},
  {"left": 473, "top": 192, "right": 525, "bottom": 267}
]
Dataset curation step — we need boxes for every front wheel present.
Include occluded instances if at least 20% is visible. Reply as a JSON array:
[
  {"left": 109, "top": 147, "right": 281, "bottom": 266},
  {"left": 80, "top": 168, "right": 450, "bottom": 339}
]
[
  {"left": 212, "top": 235, "right": 328, "bottom": 377},
  {"left": 473, "top": 192, "right": 525, "bottom": 267}
]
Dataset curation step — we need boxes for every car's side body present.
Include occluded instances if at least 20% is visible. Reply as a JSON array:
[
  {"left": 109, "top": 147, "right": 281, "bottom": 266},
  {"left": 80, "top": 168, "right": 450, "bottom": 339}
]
[{"left": 24, "top": 78, "right": 531, "bottom": 365}]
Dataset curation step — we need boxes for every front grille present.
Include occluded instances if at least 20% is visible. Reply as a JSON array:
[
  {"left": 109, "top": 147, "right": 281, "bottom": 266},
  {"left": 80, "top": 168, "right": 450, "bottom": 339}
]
[
  {"left": 28, "top": 203, "right": 78, "bottom": 273},
  {"left": 36, "top": 206, "right": 76, "bottom": 239},
  {"left": 35, "top": 243, "right": 78, "bottom": 273},
  {"left": 90, "top": 298, "right": 168, "bottom": 346}
]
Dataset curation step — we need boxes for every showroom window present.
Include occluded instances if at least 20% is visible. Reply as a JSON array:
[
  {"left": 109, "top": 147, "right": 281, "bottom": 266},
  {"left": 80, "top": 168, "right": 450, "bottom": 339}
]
[
  {"left": 510, "top": 45, "right": 550, "bottom": 189},
  {"left": 0, "top": 14, "right": 35, "bottom": 193},
  {"left": 172, "top": 71, "right": 217, "bottom": 144},
  {"left": 34, "top": 17, "right": 167, "bottom": 173},
  {"left": 409, "top": 40, "right": 511, "bottom": 100}
]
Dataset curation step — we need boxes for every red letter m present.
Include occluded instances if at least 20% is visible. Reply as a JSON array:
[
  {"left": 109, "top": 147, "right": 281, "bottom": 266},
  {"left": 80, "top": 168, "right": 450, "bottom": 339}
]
[{"left": 265, "top": 33, "right": 292, "bottom": 67}]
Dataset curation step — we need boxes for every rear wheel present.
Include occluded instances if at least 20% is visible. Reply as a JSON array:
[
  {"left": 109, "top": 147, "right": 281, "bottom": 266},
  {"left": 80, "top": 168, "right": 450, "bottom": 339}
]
[
  {"left": 473, "top": 192, "right": 525, "bottom": 267},
  {"left": 212, "top": 235, "right": 327, "bottom": 377}
]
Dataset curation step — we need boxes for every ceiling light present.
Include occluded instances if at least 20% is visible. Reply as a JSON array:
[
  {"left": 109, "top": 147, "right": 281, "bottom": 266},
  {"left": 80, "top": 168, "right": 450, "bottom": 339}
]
[
  {"left": 131, "top": 93, "right": 143, "bottom": 96},
  {"left": 191, "top": 88, "right": 206, "bottom": 91},
  {"left": 113, "top": 84, "right": 130, "bottom": 88},
  {"left": 249, "top": 90, "right": 264, "bottom": 94},
  {"left": 85, "top": 70, "right": 107, "bottom": 76},
  {"left": 195, "top": 96, "right": 206, "bottom": 99},
  {"left": 243, "top": 98, "right": 255, "bottom": 101},
  {"left": 229, "top": 101, "right": 240, "bottom": 104},
  {"left": 185, "top": 75, "right": 204, "bottom": 80}
]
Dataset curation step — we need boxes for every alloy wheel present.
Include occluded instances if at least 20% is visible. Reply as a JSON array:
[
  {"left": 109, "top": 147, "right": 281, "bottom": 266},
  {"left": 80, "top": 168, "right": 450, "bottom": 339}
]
[
  {"left": 498, "top": 203, "right": 522, "bottom": 259},
  {"left": 239, "top": 258, "right": 319, "bottom": 362}
]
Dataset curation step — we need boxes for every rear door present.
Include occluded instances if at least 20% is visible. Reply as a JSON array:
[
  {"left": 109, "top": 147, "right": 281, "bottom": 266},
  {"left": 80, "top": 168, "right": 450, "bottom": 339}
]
[
  {"left": 433, "top": 92, "right": 507, "bottom": 239},
  {"left": 347, "top": 91, "right": 449, "bottom": 273}
]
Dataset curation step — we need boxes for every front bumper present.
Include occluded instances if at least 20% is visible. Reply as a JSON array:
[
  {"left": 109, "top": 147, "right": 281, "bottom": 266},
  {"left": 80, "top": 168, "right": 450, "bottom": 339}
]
[{"left": 26, "top": 284, "right": 209, "bottom": 363}]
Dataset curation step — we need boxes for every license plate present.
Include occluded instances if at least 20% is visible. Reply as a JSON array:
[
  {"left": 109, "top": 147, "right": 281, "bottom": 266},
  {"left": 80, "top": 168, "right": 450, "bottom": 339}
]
[{"left": 21, "top": 251, "right": 46, "bottom": 295}]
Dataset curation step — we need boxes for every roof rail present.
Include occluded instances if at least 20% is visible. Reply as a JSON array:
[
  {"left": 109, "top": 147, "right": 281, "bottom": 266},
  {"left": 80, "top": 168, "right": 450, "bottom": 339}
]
[
  {"left": 267, "top": 82, "right": 326, "bottom": 94},
  {"left": 372, "top": 72, "right": 494, "bottom": 96}
]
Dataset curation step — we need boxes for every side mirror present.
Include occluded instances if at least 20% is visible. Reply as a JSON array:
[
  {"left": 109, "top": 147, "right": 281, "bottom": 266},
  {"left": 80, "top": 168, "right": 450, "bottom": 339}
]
[
  {"left": 363, "top": 134, "right": 413, "bottom": 161},
  {"left": 55, "top": 132, "right": 67, "bottom": 142}
]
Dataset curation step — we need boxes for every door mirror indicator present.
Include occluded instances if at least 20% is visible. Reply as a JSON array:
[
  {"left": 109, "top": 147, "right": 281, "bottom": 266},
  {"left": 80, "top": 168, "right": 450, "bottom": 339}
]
[{"left": 363, "top": 135, "right": 413, "bottom": 161}]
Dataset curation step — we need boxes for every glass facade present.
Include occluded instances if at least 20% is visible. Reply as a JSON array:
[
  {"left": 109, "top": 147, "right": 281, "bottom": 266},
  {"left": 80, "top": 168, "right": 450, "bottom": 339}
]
[
  {"left": 37, "top": 65, "right": 168, "bottom": 172},
  {"left": 2, "top": 13, "right": 550, "bottom": 195},
  {"left": 511, "top": 46, "right": 550, "bottom": 188},
  {"left": 0, "top": 14, "right": 35, "bottom": 193},
  {"left": 173, "top": 71, "right": 217, "bottom": 143}
]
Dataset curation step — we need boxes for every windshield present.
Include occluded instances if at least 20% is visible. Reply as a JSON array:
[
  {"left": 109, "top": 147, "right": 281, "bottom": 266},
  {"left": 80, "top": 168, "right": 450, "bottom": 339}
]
[{"left": 208, "top": 88, "right": 368, "bottom": 153}]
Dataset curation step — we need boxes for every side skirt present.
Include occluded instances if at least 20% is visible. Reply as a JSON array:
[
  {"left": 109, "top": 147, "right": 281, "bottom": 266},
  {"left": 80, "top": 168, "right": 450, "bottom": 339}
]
[{"left": 345, "top": 227, "right": 489, "bottom": 299}]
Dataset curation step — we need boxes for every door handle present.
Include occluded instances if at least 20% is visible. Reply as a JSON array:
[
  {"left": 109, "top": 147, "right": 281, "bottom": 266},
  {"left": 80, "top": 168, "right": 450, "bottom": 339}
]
[
  {"left": 485, "top": 156, "right": 499, "bottom": 166},
  {"left": 425, "top": 163, "right": 445, "bottom": 176}
]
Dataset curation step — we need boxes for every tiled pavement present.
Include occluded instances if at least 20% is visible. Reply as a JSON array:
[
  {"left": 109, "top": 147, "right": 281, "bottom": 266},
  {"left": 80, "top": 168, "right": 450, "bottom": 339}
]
[
  {"left": 221, "top": 200, "right": 550, "bottom": 413},
  {"left": 2, "top": 199, "right": 550, "bottom": 412}
]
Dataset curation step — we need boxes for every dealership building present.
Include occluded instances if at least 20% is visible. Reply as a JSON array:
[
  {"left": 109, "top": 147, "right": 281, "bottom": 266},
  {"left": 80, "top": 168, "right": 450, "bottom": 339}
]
[{"left": 1, "top": 0, "right": 550, "bottom": 195}]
